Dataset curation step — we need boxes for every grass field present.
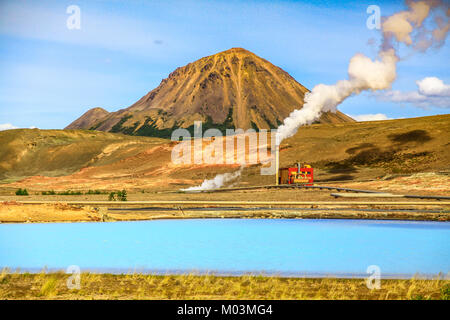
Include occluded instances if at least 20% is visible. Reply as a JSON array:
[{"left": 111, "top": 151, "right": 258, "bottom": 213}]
[{"left": 0, "top": 270, "right": 448, "bottom": 300}]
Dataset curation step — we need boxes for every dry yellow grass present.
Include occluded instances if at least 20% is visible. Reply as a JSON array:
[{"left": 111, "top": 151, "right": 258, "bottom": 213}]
[
  {"left": 0, "top": 270, "right": 448, "bottom": 300},
  {"left": 0, "top": 202, "right": 104, "bottom": 223}
]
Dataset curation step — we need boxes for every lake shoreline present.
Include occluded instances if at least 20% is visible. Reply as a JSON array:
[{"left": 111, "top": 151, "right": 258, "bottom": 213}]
[
  {"left": 0, "top": 203, "right": 449, "bottom": 223},
  {"left": 1, "top": 210, "right": 449, "bottom": 223},
  {"left": 2, "top": 267, "right": 446, "bottom": 280}
]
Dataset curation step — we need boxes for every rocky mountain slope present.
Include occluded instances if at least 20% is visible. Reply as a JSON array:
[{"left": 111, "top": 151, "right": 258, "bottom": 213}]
[{"left": 66, "top": 48, "right": 354, "bottom": 137}]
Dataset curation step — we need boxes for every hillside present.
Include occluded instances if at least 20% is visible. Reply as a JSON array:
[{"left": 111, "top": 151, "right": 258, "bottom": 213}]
[
  {"left": 0, "top": 129, "right": 167, "bottom": 182},
  {"left": 66, "top": 48, "right": 354, "bottom": 137},
  {"left": 1, "top": 114, "right": 449, "bottom": 192}
]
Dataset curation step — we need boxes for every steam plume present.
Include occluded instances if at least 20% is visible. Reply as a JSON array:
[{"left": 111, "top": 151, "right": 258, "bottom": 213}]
[
  {"left": 182, "top": 167, "right": 243, "bottom": 191},
  {"left": 276, "top": 0, "right": 449, "bottom": 145}
]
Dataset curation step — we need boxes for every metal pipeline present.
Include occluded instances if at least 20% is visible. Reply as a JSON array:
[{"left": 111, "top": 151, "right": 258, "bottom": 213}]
[{"left": 275, "top": 144, "right": 279, "bottom": 185}]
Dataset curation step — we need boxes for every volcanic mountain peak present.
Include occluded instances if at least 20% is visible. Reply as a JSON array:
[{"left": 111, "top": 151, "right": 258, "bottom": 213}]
[{"left": 66, "top": 48, "right": 354, "bottom": 136}]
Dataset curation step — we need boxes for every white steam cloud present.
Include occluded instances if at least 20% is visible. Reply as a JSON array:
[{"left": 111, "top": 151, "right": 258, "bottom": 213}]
[
  {"left": 276, "top": 0, "right": 449, "bottom": 145},
  {"left": 382, "top": 0, "right": 450, "bottom": 51},
  {"left": 182, "top": 167, "right": 243, "bottom": 192}
]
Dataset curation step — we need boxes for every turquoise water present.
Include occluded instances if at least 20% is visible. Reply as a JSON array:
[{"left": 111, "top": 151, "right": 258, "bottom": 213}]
[{"left": 0, "top": 219, "right": 449, "bottom": 277}]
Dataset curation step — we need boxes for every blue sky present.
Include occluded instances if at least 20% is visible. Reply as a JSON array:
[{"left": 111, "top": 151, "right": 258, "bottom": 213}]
[{"left": 0, "top": 0, "right": 449, "bottom": 129}]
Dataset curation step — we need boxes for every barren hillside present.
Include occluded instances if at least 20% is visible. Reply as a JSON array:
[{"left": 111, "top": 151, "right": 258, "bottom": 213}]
[{"left": 1, "top": 114, "right": 449, "bottom": 192}]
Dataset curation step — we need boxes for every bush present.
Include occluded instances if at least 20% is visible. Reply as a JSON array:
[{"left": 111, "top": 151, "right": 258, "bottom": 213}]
[
  {"left": 86, "top": 190, "right": 104, "bottom": 195},
  {"left": 42, "top": 190, "right": 56, "bottom": 195},
  {"left": 108, "top": 190, "right": 127, "bottom": 201},
  {"left": 42, "top": 190, "right": 88, "bottom": 196},
  {"left": 119, "top": 189, "right": 127, "bottom": 201},
  {"left": 15, "top": 188, "right": 29, "bottom": 196}
]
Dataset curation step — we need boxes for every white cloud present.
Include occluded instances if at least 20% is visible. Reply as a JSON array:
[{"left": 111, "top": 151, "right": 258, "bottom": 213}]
[
  {"left": 350, "top": 113, "right": 391, "bottom": 122},
  {"left": 377, "top": 77, "right": 450, "bottom": 109},
  {"left": 417, "top": 77, "right": 450, "bottom": 96},
  {"left": 0, "top": 123, "right": 18, "bottom": 131},
  {"left": 0, "top": 123, "right": 37, "bottom": 131}
]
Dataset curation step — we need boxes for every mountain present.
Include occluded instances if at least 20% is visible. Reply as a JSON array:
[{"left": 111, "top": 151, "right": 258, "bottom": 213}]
[
  {"left": 65, "top": 107, "right": 109, "bottom": 130},
  {"left": 66, "top": 48, "right": 354, "bottom": 137}
]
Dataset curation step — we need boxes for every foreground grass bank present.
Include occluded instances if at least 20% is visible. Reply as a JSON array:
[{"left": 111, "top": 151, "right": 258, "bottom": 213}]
[{"left": 1, "top": 271, "right": 448, "bottom": 300}]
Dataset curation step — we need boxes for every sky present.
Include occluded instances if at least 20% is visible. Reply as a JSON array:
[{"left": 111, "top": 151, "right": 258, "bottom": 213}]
[{"left": 0, "top": 0, "right": 449, "bottom": 130}]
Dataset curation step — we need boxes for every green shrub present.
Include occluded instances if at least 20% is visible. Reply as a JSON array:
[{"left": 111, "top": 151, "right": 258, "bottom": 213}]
[
  {"left": 15, "top": 188, "right": 29, "bottom": 196},
  {"left": 119, "top": 189, "right": 127, "bottom": 201},
  {"left": 108, "top": 190, "right": 127, "bottom": 201},
  {"left": 42, "top": 190, "right": 56, "bottom": 195},
  {"left": 86, "top": 190, "right": 104, "bottom": 195},
  {"left": 41, "top": 189, "right": 108, "bottom": 196}
]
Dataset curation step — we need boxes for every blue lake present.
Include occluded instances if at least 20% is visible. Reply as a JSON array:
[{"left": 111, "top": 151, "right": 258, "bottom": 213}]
[{"left": 0, "top": 219, "right": 449, "bottom": 278}]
